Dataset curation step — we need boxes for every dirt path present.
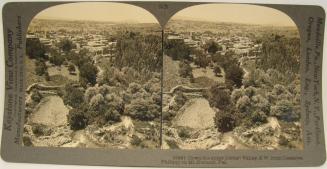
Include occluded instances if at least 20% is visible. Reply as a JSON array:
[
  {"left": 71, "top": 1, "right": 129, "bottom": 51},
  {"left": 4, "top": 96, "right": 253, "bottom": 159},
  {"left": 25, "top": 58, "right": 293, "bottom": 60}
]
[
  {"left": 174, "top": 98, "right": 215, "bottom": 129},
  {"left": 30, "top": 96, "right": 69, "bottom": 126}
]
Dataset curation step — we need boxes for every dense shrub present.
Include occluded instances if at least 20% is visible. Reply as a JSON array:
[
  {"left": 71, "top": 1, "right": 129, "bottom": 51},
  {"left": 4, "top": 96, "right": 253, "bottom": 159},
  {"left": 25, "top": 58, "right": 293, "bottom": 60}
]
[
  {"left": 179, "top": 61, "right": 193, "bottom": 78},
  {"left": 251, "top": 95, "right": 270, "bottom": 115},
  {"left": 204, "top": 40, "right": 222, "bottom": 54},
  {"left": 231, "top": 88, "right": 244, "bottom": 103},
  {"left": 49, "top": 54, "right": 65, "bottom": 66},
  {"left": 251, "top": 111, "right": 268, "bottom": 124},
  {"left": 62, "top": 84, "right": 84, "bottom": 108},
  {"left": 79, "top": 62, "right": 98, "bottom": 86},
  {"left": 206, "top": 84, "right": 231, "bottom": 110},
  {"left": 67, "top": 108, "right": 88, "bottom": 130},
  {"left": 243, "top": 69, "right": 270, "bottom": 87},
  {"left": 165, "top": 39, "right": 191, "bottom": 61},
  {"left": 236, "top": 95, "right": 251, "bottom": 114},
  {"left": 58, "top": 39, "right": 75, "bottom": 53},
  {"left": 258, "top": 34, "right": 300, "bottom": 74},
  {"left": 225, "top": 64, "right": 244, "bottom": 88},
  {"left": 124, "top": 99, "right": 160, "bottom": 121},
  {"left": 271, "top": 100, "right": 299, "bottom": 122},
  {"left": 26, "top": 38, "right": 46, "bottom": 59},
  {"left": 116, "top": 32, "right": 162, "bottom": 72},
  {"left": 214, "top": 107, "right": 238, "bottom": 133},
  {"left": 193, "top": 49, "right": 209, "bottom": 68},
  {"left": 35, "top": 60, "right": 47, "bottom": 76},
  {"left": 178, "top": 127, "right": 192, "bottom": 139}
]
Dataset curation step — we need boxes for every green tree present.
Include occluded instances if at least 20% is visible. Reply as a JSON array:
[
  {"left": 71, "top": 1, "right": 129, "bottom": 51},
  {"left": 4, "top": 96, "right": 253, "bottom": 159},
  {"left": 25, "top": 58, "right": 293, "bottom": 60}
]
[
  {"left": 59, "top": 39, "right": 75, "bottom": 53},
  {"left": 79, "top": 63, "right": 98, "bottom": 86},
  {"left": 225, "top": 64, "right": 244, "bottom": 88},
  {"left": 67, "top": 107, "right": 88, "bottom": 130},
  {"left": 35, "top": 60, "right": 47, "bottom": 76},
  {"left": 165, "top": 39, "right": 191, "bottom": 61},
  {"left": 178, "top": 61, "right": 193, "bottom": 78},
  {"left": 49, "top": 54, "right": 65, "bottom": 66},
  {"left": 258, "top": 34, "right": 300, "bottom": 74},
  {"left": 26, "top": 38, "right": 47, "bottom": 60},
  {"left": 62, "top": 83, "right": 84, "bottom": 108},
  {"left": 214, "top": 106, "right": 238, "bottom": 132},
  {"left": 193, "top": 49, "right": 209, "bottom": 68},
  {"left": 205, "top": 40, "right": 222, "bottom": 54},
  {"left": 205, "top": 84, "right": 231, "bottom": 110}
]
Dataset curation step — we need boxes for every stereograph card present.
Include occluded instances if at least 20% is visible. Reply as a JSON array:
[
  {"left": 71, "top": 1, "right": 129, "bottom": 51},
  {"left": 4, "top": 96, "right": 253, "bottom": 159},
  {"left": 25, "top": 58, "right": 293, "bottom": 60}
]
[{"left": 0, "top": 0, "right": 326, "bottom": 167}]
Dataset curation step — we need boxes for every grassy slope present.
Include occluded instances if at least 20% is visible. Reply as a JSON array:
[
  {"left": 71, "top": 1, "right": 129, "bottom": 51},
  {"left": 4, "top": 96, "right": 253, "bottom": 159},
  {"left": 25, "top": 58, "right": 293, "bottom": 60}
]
[{"left": 25, "top": 56, "right": 74, "bottom": 87}]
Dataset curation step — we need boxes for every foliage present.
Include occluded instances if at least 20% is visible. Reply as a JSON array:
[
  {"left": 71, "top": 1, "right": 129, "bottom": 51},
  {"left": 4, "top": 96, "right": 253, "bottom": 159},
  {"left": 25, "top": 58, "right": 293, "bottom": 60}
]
[
  {"left": 124, "top": 98, "right": 160, "bottom": 121},
  {"left": 79, "top": 62, "right": 98, "bottom": 86},
  {"left": 193, "top": 49, "right": 209, "bottom": 68},
  {"left": 35, "top": 60, "right": 47, "bottom": 76},
  {"left": 251, "top": 111, "right": 268, "bottom": 124},
  {"left": 212, "top": 51, "right": 243, "bottom": 88},
  {"left": 115, "top": 31, "right": 162, "bottom": 73},
  {"left": 62, "top": 83, "right": 84, "bottom": 108},
  {"left": 204, "top": 40, "right": 222, "bottom": 54},
  {"left": 258, "top": 34, "right": 300, "bottom": 74},
  {"left": 67, "top": 107, "right": 88, "bottom": 130},
  {"left": 178, "top": 61, "right": 193, "bottom": 78},
  {"left": 236, "top": 95, "right": 251, "bottom": 114},
  {"left": 58, "top": 38, "right": 75, "bottom": 53},
  {"left": 26, "top": 38, "right": 46, "bottom": 60},
  {"left": 178, "top": 127, "right": 192, "bottom": 139},
  {"left": 49, "top": 54, "right": 65, "bottom": 66},
  {"left": 205, "top": 84, "right": 232, "bottom": 110},
  {"left": 271, "top": 100, "right": 299, "bottom": 122},
  {"left": 243, "top": 68, "right": 269, "bottom": 87},
  {"left": 214, "top": 107, "right": 239, "bottom": 133},
  {"left": 225, "top": 64, "right": 244, "bottom": 88},
  {"left": 165, "top": 39, "right": 191, "bottom": 61}
]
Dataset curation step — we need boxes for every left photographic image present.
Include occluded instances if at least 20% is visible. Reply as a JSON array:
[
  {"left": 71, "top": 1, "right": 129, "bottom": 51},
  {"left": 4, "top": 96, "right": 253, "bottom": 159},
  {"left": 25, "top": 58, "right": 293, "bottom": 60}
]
[{"left": 23, "top": 2, "right": 162, "bottom": 149}]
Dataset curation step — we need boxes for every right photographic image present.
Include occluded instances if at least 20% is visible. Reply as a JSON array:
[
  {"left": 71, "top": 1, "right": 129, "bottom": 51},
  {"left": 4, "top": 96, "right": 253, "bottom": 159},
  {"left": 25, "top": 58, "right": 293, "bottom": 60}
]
[{"left": 162, "top": 4, "right": 302, "bottom": 150}]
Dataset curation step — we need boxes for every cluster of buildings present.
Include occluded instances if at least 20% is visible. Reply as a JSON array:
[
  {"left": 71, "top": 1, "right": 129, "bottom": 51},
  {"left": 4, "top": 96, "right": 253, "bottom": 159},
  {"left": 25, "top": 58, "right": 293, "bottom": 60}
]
[
  {"left": 166, "top": 30, "right": 262, "bottom": 60},
  {"left": 26, "top": 30, "right": 117, "bottom": 62}
]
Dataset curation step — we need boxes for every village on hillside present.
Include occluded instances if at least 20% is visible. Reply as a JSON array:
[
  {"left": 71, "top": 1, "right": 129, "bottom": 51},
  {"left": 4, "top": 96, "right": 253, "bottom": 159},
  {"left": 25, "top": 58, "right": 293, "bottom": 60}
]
[
  {"left": 24, "top": 19, "right": 162, "bottom": 149},
  {"left": 162, "top": 19, "right": 302, "bottom": 150},
  {"left": 23, "top": 3, "right": 303, "bottom": 151}
]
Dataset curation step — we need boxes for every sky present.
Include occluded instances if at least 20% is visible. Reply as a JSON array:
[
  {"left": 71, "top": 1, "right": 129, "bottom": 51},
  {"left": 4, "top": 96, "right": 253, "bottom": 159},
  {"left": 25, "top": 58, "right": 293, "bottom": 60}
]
[
  {"left": 172, "top": 4, "right": 296, "bottom": 27},
  {"left": 35, "top": 2, "right": 296, "bottom": 26},
  {"left": 35, "top": 2, "right": 158, "bottom": 23}
]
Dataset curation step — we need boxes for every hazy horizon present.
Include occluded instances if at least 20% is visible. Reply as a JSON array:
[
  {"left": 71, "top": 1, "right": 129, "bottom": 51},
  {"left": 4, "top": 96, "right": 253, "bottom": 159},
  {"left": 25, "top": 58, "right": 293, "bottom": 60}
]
[
  {"left": 171, "top": 4, "right": 297, "bottom": 27},
  {"left": 35, "top": 2, "right": 159, "bottom": 23},
  {"left": 34, "top": 2, "right": 296, "bottom": 27}
]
